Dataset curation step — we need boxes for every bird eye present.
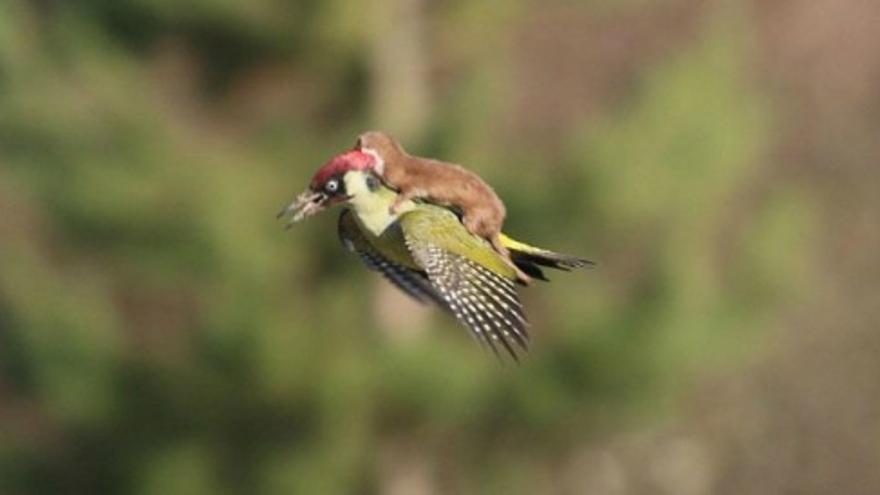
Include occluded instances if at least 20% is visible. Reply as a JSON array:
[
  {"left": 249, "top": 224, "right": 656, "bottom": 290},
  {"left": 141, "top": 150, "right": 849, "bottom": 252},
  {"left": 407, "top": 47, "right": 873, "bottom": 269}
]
[{"left": 325, "top": 179, "right": 339, "bottom": 193}]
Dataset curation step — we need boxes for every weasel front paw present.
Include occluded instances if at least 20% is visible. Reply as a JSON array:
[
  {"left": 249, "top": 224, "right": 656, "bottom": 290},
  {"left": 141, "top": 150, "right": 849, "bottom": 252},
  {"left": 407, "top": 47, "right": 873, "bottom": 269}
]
[{"left": 388, "top": 198, "right": 405, "bottom": 215}]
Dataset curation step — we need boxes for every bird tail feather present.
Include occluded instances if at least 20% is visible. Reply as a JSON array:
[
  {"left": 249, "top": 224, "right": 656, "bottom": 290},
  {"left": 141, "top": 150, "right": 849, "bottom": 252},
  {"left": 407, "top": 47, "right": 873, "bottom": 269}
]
[{"left": 500, "top": 234, "right": 594, "bottom": 281}]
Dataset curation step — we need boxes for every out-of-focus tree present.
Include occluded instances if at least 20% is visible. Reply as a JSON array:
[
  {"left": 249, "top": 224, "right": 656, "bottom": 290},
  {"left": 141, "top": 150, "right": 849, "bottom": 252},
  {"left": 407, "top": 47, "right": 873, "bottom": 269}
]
[{"left": 0, "top": 1, "right": 819, "bottom": 494}]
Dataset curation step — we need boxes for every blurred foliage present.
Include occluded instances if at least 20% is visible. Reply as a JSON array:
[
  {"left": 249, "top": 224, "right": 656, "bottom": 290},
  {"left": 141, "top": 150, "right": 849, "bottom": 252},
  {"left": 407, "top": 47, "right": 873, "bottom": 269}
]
[{"left": 0, "top": 0, "right": 812, "bottom": 493}]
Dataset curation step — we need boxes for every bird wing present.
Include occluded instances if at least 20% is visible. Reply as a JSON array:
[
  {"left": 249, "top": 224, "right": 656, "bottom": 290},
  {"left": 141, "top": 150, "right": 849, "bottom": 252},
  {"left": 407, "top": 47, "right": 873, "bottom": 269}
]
[
  {"left": 337, "top": 209, "right": 449, "bottom": 309},
  {"left": 400, "top": 206, "right": 530, "bottom": 360}
]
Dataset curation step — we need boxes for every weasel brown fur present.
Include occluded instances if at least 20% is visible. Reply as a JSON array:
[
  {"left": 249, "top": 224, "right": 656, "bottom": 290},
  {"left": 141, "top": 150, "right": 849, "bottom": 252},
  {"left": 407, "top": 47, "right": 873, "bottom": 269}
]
[{"left": 355, "top": 131, "right": 531, "bottom": 284}]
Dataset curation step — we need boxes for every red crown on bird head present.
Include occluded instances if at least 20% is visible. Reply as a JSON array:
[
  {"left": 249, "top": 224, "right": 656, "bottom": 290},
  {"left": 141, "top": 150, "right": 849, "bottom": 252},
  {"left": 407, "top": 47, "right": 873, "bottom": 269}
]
[{"left": 310, "top": 150, "right": 376, "bottom": 190}]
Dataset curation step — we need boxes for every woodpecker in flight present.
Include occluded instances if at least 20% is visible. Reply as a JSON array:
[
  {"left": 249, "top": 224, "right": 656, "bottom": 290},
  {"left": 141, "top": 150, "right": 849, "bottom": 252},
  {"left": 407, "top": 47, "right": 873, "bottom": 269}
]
[
  {"left": 278, "top": 150, "right": 592, "bottom": 360},
  {"left": 353, "top": 131, "right": 532, "bottom": 283}
]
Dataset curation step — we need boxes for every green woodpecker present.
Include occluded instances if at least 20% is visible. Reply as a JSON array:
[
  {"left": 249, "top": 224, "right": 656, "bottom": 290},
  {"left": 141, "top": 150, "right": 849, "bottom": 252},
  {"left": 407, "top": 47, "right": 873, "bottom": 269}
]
[
  {"left": 352, "top": 131, "right": 532, "bottom": 283},
  {"left": 278, "top": 150, "right": 592, "bottom": 360}
]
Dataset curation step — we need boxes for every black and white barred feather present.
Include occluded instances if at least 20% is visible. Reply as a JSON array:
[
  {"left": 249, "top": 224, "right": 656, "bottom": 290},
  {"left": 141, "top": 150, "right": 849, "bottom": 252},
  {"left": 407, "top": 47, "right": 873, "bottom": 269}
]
[
  {"left": 338, "top": 210, "right": 449, "bottom": 310},
  {"left": 410, "top": 244, "right": 529, "bottom": 361}
]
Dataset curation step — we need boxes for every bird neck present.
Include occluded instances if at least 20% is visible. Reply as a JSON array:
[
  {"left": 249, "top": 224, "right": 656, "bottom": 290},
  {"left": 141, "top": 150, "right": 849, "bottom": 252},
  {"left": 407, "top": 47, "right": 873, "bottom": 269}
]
[{"left": 344, "top": 173, "right": 415, "bottom": 236}]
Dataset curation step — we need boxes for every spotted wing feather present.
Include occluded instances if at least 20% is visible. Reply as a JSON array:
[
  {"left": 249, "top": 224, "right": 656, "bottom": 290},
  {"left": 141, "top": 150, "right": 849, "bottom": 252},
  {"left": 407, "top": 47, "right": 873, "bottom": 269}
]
[
  {"left": 337, "top": 209, "right": 449, "bottom": 310},
  {"left": 404, "top": 234, "right": 530, "bottom": 361}
]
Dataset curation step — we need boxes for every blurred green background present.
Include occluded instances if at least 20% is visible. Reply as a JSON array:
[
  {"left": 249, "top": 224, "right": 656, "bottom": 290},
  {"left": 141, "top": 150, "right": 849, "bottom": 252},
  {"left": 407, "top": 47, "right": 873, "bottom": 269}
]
[{"left": 1, "top": 0, "right": 878, "bottom": 494}]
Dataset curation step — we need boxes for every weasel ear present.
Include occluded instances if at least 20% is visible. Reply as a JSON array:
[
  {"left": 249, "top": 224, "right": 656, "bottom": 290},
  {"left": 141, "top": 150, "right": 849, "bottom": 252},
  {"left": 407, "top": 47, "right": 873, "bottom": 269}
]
[{"left": 361, "top": 147, "right": 385, "bottom": 176}]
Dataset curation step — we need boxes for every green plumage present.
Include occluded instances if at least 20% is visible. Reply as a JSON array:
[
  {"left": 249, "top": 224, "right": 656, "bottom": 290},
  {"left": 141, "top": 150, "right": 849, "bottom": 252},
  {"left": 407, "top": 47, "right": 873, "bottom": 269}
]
[{"left": 337, "top": 171, "right": 591, "bottom": 360}]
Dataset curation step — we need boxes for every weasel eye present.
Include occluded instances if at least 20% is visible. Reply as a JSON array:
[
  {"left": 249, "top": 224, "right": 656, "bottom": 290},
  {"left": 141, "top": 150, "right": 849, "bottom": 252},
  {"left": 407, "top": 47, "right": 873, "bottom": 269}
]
[
  {"left": 325, "top": 179, "right": 339, "bottom": 193},
  {"left": 365, "top": 175, "right": 380, "bottom": 192}
]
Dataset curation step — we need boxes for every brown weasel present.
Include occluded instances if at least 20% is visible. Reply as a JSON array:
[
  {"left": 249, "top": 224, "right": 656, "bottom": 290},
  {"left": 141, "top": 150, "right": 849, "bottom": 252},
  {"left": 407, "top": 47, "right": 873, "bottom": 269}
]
[{"left": 354, "top": 131, "right": 531, "bottom": 284}]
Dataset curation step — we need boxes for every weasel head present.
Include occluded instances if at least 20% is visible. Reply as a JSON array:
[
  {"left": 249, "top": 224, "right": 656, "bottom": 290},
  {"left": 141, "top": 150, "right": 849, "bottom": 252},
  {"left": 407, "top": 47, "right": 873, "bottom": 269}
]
[{"left": 353, "top": 130, "right": 409, "bottom": 176}]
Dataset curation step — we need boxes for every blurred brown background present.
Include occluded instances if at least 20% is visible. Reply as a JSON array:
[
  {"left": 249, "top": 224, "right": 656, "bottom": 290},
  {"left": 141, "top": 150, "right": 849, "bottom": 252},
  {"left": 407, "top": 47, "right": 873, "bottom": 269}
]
[{"left": 0, "top": 0, "right": 878, "bottom": 493}]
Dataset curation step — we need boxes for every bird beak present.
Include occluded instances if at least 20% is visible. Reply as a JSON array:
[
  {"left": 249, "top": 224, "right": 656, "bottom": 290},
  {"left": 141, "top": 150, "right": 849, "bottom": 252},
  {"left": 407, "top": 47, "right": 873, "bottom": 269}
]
[{"left": 277, "top": 189, "right": 329, "bottom": 228}]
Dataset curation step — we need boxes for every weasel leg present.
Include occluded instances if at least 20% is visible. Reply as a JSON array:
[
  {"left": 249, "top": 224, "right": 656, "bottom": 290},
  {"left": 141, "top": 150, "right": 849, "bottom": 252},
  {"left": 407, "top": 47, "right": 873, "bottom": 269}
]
[
  {"left": 490, "top": 233, "right": 532, "bottom": 285},
  {"left": 463, "top": 213, "right": 531, "bottom": 284},
  {"left": 389, "top": 190, "right": 417, "bottom": 214}
]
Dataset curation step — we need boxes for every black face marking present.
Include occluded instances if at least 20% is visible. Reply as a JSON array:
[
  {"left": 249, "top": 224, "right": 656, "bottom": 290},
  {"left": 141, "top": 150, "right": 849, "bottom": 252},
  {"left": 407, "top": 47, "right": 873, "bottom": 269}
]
[{"left": 365, "top": 174, "right": 380, "bottom": 192}]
